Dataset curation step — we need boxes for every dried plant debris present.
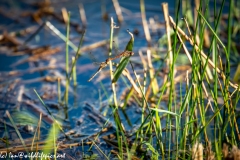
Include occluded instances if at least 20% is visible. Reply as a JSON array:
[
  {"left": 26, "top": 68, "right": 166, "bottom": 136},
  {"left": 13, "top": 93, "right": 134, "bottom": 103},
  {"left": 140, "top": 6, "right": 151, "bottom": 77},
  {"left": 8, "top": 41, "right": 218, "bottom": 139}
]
[
  {"left": 192, "top": 142, "right": 203, "bottom": 160},
  {"left": 11, "top": 46, "right": 61, "bottom": 67},
  {"left": 205, "top": 142, "right": 215, "bottom": 160},
  {"left": 223, "top": 143, "right": 240, "bottom": 160},
  {"left": 22, "top": 1, "right": 83, "bottom": 33},
  {"left": 0, "top": 32, "right": 22, "bottom": 48}
]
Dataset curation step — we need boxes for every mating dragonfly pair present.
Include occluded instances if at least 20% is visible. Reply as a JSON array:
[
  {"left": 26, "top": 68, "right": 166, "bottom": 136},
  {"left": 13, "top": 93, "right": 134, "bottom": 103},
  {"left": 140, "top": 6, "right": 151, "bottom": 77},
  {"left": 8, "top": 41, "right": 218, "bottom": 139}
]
[{"left": 88, "top": 50, "right": 134, "bottom": 82}]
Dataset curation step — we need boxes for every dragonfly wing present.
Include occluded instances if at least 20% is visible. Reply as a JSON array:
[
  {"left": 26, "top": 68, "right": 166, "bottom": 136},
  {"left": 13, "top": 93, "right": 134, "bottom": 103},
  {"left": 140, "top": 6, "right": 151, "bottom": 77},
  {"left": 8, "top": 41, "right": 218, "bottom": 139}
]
[
  {"left": 93, "top": 62, "right": 101, "bottom": 66},
  {"left": 88, "top": 52, "right": 100, "bottom": 64}
]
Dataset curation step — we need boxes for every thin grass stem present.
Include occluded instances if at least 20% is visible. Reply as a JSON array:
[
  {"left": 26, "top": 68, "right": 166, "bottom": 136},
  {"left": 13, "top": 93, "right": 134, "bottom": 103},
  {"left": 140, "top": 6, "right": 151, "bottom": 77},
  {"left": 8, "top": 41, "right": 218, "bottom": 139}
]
[
  {"left": 72, "top": 57, "right": 77, "bottom": 86},
  {"left": 65, "top": 12, "right": 70, "bottom": 105}
]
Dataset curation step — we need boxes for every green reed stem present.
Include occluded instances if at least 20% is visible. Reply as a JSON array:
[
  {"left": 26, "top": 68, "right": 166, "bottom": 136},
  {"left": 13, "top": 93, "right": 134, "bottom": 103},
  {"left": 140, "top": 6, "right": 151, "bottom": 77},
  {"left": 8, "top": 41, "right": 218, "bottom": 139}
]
[
  {"left": 108, "top": 17, "right": 129, "bottom": 159},
  {"left": 65, "top": 12, "right": 70, "bottom": 105},
  {"left": 140, "top": 68, "right": 147, "bottom": 143},
  {"left": 58, "top": 78, "right": 61, "bottom": 103},
  {"left": 166, "top": 0, "right": 180, "bottom": 158},
  {"left": 213, "top": 0, "right": 221, "bottom": 158},
  {"left": 72, "top": 57, "right": 77, "bottom": 86},
  {"left": 61, "top": 30, "right": 85, "bottom": 102},
  {"left": 227, "top": 0, "right": 234, "bottom": 145}
]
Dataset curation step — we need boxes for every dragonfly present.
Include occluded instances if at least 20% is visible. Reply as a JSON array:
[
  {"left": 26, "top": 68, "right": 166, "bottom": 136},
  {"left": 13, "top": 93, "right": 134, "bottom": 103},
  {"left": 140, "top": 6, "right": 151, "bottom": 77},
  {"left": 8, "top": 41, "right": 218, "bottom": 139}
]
[
  {"left": 88, "top": 50, "right": 134, "bottom": 82},
  {"left": 112, "top": 30, "right": 134, "bottom": 83},
  {"left": 108, "top": 50, "right": 133, "bottom": 61}
]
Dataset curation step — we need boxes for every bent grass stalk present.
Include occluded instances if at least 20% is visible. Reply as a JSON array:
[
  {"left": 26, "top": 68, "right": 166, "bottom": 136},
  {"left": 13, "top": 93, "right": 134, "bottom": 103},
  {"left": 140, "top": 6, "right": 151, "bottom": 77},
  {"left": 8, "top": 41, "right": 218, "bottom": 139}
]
[
  {"left": 46, "top": 21, "right": 78, "bottom": 52},
  {"left": 61, "top": 30, "right": 85, "bottom": 102},
  {"left": 34, "top": 89, "right": 67, "bottom": 138},
  {"left": 6, "top": 111, "right": 29, "bottom": 153}
]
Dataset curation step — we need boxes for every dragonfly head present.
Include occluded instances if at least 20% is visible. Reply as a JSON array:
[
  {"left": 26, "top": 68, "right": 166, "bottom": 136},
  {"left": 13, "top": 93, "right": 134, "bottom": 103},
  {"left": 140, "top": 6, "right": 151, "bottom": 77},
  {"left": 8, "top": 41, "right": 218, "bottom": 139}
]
[
  {"left": 100, "top": 61, "right": 108, "bottom": 67},
  {"left": 105, "top": 59, "right": 110, "bottom": 64}
]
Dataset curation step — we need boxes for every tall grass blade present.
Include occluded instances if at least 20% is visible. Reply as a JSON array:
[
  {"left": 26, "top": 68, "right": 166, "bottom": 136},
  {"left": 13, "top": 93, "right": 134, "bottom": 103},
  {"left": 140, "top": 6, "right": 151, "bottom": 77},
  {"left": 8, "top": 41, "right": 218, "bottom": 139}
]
[
  {"left": 6, "top": 111, "right": 29, "bottom": 153},
  {"left": 150, "top": 108, "right": 179, "bottom": 117},
  {"left": 112, "top": 56, "right": 131, "bottom": 83}
]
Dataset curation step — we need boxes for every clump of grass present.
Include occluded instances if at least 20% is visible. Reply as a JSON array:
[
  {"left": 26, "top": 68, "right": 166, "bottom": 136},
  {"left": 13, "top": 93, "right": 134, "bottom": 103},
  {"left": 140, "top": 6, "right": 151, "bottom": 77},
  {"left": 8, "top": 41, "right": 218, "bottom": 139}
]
[{"left": 110, "top": 0, "right": 239, "bottom": 159}]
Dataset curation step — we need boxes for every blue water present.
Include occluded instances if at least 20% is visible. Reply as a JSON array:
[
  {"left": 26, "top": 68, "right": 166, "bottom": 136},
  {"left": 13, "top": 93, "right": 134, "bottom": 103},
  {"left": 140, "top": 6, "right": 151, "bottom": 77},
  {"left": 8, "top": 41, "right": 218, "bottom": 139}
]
[{"left": 0, "top": 0, "right": 175, "bottom": 156}]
